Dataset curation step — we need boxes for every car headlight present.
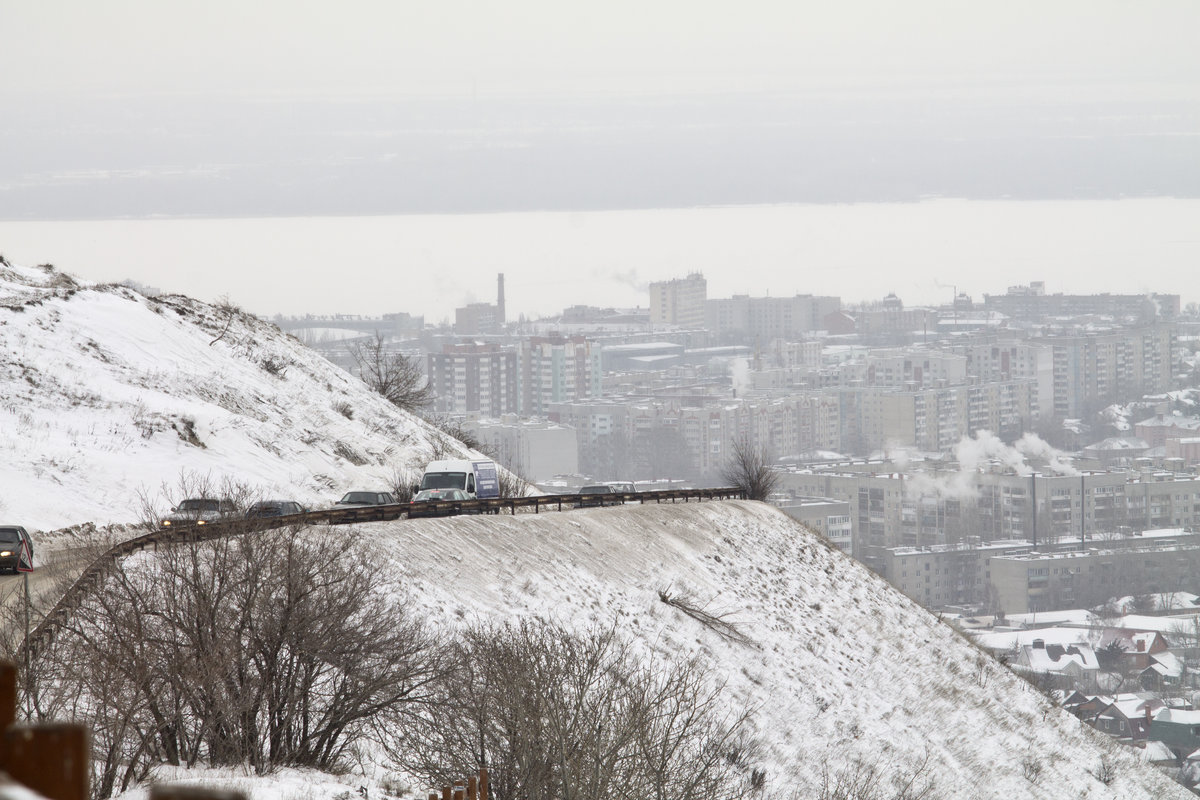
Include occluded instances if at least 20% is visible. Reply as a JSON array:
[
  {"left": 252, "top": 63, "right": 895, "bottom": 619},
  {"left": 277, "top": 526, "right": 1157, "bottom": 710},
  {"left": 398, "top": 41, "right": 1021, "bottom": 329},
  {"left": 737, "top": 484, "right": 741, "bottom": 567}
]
[
  {"left": 196, "top": 519, "right": 206, "bottom": 525},
  {"left": 161, "top": 520, "right": 172, "bottom": 527},
  {"left": 0, "top": 550, "right": 10, "bottom": 557}
]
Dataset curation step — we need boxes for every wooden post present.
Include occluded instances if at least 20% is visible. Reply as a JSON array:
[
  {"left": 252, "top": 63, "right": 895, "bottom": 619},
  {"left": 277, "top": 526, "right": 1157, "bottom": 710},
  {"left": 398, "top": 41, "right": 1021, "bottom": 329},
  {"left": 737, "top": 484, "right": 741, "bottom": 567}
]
[
  {"left": 1, "top": 723, "right": 90, "bottom": 800},
  {"left": 479, "top": 768, "right": 489, "bottom": 800},
  {"left": 442, "top": 785, "right": 452, "bottom": 800},
  {"left": 0, "top": 661, "right": 16, "bottom": 732},
  {"left": 467, "top": 775, "right": 477, "bottom": 800},
  {"left": 151, "top": 785, "right": 248, "bottom": 800}
]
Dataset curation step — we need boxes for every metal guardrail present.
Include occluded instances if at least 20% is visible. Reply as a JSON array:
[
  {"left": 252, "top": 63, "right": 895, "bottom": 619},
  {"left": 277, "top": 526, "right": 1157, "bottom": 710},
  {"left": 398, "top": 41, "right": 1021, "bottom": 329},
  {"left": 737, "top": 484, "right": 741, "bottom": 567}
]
[{"left": 17, "top": 487, "right": 746, "bottom": 665}]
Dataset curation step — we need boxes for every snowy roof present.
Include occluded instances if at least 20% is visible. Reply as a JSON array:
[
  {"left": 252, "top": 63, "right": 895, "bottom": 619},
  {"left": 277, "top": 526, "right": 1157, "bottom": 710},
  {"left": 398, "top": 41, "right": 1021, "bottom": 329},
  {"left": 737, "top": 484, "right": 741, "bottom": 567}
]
[
  {"left": 1003, "top": 608, "right": 1099, "bottom": 628},
  {"left": 1023, "top": 642, "right": 1098, "bottom": 673},
  {"left": 973, "top": 627, "right": 1090, "bottom": 652},
  {"left": 1114, "top": 614, "right": 1200, "bottom": 636},
  {"left": 1147, "top": 652, "right": 1185, "bottom": 678},
  {"left": 1157, "top": 708, "right": 1200, "bottom": 725},
  {"left": 1142, "top": 741, "right": 1177, "bottom": 763}
]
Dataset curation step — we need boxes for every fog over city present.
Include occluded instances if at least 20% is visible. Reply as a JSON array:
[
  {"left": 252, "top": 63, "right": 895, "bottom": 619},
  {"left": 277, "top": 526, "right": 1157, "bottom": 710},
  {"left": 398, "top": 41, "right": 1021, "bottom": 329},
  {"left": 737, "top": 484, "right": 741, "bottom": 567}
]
[
  {"left": 3, "top": 1, "right": 1200, "bottom": 319},
  {"left": 9, "top": 4, "right": 1200, "bottom": 797}
]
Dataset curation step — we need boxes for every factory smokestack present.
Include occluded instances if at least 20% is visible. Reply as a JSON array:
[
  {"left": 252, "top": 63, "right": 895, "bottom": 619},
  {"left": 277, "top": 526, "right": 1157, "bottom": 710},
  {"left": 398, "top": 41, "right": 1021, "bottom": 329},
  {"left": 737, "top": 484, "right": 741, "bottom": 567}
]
[{"left": 497, "top": 273, "right": 506, "bottom": 326}]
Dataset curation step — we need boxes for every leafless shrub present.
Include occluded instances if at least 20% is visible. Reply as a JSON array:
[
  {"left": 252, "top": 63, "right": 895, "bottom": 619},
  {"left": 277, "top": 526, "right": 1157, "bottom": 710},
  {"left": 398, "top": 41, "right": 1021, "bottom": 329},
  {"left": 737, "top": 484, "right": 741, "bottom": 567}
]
[
  {"left": 1021, "top": 754, "right": 1042, "bottom": 784},
  {"left": 391, "top": 619, "right": 757, "bottom": 800},
  {"left": 1094, "top": 755, "right": 1116, "bottom": 786},
  {"left": 208, "top": 295, "right": 242, "bottom": 346},
  {"left": 815, "top": 754, "right": 935, "bottom": 800},
  {"left": 349, "top": 332, "right": 432, "bottom": 412},
  {"left": 388, "top": 465, "right": 421, "bottom": 504},
  {"left": 659, "top": 586, "right": 753, "bottom": 646},
  {"left": 334, "top": 441, "right": 368, "bottom": 466},
  {"left": 424, "top": 414, "right": 484, "bottom": 452},
  {"left": 132, "top": 471, "right": 257, "bottom": 531},
  {"left": 333, "top": 399, "right": 355, "bottom": 419},
  {"left": 27, "top": 526, "right": 443, "bottom": 797},
  {"left": 174, "top": 416, "right": 203, "bottom": 447},
  {"left": 719, "top": 438, "right": 779, "bottom": 501},
  {"left": 497, "top": 464, "right": 532, "bottom": 498},
  {"left": 260, "top": 355, "right": 289, "bottom": 378}
]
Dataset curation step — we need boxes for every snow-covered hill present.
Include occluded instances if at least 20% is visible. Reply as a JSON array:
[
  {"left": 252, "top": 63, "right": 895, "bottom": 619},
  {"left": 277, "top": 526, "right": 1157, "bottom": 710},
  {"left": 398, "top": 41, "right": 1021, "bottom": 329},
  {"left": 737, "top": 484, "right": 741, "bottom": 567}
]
[
  {"left": 0, "top": 258, "right": 475, "bottom": 531},
  {"left": 2, "top": 256, "right": 1190, "bottom": 798},
  {"left": 165, "top": 501, "right": 1183, "bottom": 800}
]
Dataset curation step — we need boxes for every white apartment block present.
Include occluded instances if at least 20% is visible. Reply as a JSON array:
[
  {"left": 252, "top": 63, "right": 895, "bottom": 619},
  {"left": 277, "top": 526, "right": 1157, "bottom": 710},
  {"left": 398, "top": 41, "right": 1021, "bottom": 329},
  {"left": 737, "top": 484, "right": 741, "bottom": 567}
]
[
  {"left": 518, "top": 336, "right": 602, "bottom": 417},
  {"left": 464, "top": 416, "right": 579, "bottom": 483},
  {"left": 649, "top": 273, "right": 707, "bottom": 327}
]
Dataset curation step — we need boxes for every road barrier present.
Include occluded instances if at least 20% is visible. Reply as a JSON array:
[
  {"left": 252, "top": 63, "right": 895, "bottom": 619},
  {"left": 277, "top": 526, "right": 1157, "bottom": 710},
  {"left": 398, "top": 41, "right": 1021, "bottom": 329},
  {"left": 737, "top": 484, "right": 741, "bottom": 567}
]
[{"left": 17, "top": 487, "right": 746, "bottom": 666}]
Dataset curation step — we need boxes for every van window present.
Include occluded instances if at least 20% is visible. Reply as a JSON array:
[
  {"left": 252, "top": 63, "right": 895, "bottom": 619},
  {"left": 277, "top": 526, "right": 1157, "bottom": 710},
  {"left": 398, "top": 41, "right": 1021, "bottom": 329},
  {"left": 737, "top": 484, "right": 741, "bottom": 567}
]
[
  {"left": 467, "top": 474, "right": 476, "bottom": 493},
  {"left": 422, "top": 472, "right": 467, "bottom": 491}
]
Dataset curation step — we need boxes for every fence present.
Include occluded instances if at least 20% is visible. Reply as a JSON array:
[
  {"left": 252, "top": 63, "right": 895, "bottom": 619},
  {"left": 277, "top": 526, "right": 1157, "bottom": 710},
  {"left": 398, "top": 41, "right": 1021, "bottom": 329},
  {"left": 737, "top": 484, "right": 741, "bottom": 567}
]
[
  {"left": 0, "top": 661, "right": 251, "bottom": 800},
  {"left": 19, "top": 487, "right": 746, "bottom": 665},
  {"left": 429, "top": 769, "right": 488, "bottom": 800}
]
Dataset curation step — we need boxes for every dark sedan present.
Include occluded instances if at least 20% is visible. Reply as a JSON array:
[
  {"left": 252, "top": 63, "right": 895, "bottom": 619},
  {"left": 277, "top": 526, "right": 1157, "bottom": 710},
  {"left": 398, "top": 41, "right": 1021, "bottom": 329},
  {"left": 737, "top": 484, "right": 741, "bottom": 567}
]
[
  {"left": 246, "top": 500, "right": 306, "bottom": 518},
  {"left": 409, "top": 488, "right": 479, "bottom": 518},
  {"left": 333, "top": 491, "right": 397, "bottom": 508},
  {"left": 0, "top": 526, "right": 34, "bottom": 573}
]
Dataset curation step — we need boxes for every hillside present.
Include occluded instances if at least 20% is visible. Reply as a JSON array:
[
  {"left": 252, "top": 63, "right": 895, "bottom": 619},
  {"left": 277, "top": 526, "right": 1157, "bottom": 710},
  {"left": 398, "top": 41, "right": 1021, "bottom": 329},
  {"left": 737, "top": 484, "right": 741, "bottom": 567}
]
[
  {"left": 1, "top": 255, "right": 1191, "bottom": 798},
  {"left": 354, "top": 501, "right": 1186, "bottom": 800},
  {"left": 0, "top": 258, "right": 475, "bottom": 531}
]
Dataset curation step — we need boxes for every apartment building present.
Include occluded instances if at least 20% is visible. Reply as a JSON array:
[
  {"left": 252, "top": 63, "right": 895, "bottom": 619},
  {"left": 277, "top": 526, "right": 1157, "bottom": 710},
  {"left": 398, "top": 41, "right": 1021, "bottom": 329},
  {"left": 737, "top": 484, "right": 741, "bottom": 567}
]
[
  {"left": 427, "top": 342, "right": 518, "bottom": 416},
  {"left": 987, "top": 534, "right": 1200, "bottom": 614},
  {"left": 882, "top": 539, "right": 1032, "bottom": 609},
  {"left": 881, "top": 529, "right": 1200, "bottom": 613},
  {"left": 1036, "top": 325, "right": 1176, "bottom": 419},
  {"left": 778, "top": 497, "right": 854, "bottom": 554},
  {"left": 463, "top": 416, "right": 579, "bottom": 483},
  {"left": 982, "top": 285, "right": 1180, "bottom": 322},
  {"left": 705, "top": 294, "right": 840, "bottom": 342},
  {"left": 649, "top": 273, "right": 707, "bottom": 328},
  {"left": 518, "top": 335, "right": 602, "bottom": 417}
]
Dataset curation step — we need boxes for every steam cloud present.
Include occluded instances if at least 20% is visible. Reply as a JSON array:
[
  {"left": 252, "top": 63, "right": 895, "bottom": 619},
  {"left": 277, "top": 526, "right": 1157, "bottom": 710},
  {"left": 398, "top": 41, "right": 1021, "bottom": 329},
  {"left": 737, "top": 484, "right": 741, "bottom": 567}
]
[{"left": 905, "top": 430, "right": 1078, "bottom": 500}]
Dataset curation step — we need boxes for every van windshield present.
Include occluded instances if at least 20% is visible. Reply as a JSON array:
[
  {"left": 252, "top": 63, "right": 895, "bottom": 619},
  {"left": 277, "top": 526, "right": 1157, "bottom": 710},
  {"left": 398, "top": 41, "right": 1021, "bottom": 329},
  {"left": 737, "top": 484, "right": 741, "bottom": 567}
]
[{"left": 421, "top": 472, "right": 467, "bottom": 491}]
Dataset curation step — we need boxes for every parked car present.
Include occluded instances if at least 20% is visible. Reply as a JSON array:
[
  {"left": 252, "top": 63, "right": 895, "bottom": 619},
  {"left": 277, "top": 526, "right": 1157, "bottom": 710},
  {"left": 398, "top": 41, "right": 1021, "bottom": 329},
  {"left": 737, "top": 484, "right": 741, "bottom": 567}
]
[
  {"left": 333, "top": 490, "right": 397, "bottom": 508},
  {"left": 246, "top": 500, "right": 306, "bottom": 518},
  {"left": 409, "top": 488, "right": 479, "bottom": 518},
  {"left": 576, "top": 484, "right": 623, "bottom": 507},
  {"left": 161, "top": 498, "right": 239, "bottom": 528},
  {"left": 0, "top": 526, "right": 34, "bottom": 573}
]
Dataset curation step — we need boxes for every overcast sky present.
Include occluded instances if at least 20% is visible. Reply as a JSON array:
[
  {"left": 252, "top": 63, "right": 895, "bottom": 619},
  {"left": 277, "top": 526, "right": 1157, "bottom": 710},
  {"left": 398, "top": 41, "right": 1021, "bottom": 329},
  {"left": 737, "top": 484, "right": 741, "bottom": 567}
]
[
  {"left": 2, "top": 1, "right": 1199, "bottom": 316},
  {"left": 6, "top": 0, "right": 1199, "bottom": 99},
  {"left": 3, "top": 0, "right": 1199, "bottom": 219}
]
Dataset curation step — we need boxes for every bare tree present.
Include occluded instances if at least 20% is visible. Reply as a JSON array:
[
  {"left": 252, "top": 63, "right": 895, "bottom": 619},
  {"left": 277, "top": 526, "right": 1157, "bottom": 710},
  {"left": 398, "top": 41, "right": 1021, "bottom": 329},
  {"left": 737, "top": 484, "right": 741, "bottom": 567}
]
[
  {"left": 349, "top": 331, "right": 433, "bottom": 411},
  {"left": 391, "top": 619, "right": 756, "bottom": 800},
  {"left": 27, "top": 525, "right": 444, "bottom": 796},
  {"left": 720, "top": 438, "right": 779, "bottom": 501}
]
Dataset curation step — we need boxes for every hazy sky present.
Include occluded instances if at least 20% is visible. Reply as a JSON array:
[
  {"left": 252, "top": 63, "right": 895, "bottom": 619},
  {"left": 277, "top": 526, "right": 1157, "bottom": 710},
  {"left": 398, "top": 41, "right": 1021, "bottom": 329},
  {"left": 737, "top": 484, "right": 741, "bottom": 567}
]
[
  {"left": 4, "top": 0, "right": 1199, "bottom": 219},
  {"left": 6, "top": 0, "right": 1199, "bottom": 99},
  {"left": 2, "top": 1, "right": 1199, "bottom": 318}
]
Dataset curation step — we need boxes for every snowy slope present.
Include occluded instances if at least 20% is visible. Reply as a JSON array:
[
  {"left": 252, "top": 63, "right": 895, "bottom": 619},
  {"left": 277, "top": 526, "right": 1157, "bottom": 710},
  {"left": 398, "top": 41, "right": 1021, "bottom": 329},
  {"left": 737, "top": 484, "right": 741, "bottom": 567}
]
[
  {"left": 2, "top": 257, "right": 1190, "bottom": 798},
  {"left": 0, "top": 259, "right": 475, "bottom": 530},
  {"left": 364, "top": 501, "right": 1189, "bottom": 800}
]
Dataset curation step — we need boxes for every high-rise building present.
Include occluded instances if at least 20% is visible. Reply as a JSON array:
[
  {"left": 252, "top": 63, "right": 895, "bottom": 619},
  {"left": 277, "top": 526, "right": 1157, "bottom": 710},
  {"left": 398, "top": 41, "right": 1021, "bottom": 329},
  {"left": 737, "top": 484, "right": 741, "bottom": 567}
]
[
  {"left": 519, "top": 335, "right": 602, "bottom": 417},
  {"left": 427, "top": 342, "right": 518, "bottom": 416},
  {"left": 649, "top": 273, "right": 707, "bottom": 327}
]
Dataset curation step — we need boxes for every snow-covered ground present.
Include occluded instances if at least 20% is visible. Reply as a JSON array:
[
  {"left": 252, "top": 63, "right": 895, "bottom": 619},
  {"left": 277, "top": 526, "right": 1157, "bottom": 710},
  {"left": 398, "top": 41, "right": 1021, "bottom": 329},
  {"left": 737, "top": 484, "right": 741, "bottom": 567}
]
[
  {"left": 1, "top": 257, "right": 1192, "bottom": 798},
  {"left": 117, "top": 502, "right": 1191, "bottom": 800},
  {"left": 0, "top": 259, "right": 477, "bottom": 532}
]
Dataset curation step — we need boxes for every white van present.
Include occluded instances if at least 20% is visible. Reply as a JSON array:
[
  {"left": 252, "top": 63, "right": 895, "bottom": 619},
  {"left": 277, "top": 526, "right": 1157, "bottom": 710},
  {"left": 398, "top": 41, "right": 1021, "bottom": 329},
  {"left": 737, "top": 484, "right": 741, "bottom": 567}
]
[{"left": 417, "top": 459, "right": 501, "bottom": 500}]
